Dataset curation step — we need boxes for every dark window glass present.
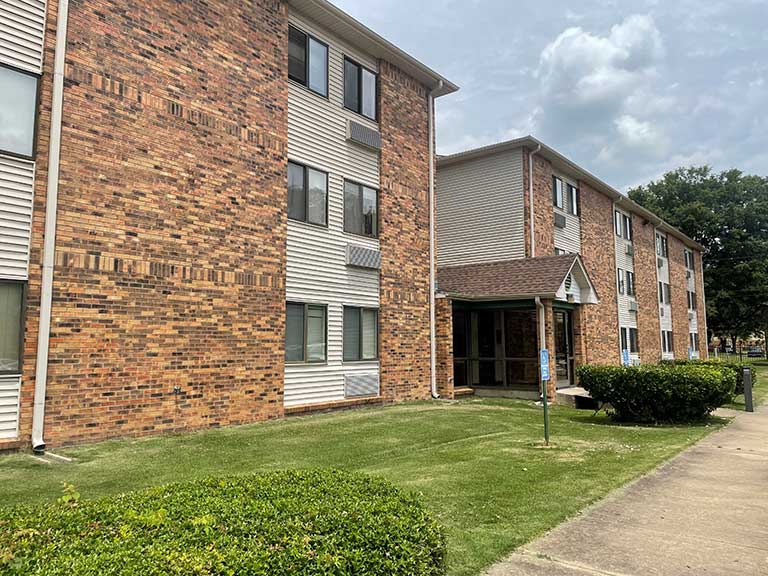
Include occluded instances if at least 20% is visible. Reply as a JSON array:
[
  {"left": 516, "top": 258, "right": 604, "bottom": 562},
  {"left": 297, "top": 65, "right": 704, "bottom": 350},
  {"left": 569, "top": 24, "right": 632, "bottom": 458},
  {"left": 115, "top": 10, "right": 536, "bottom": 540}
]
[
  {"left": 344, "top": 58, "right": 377, "bottom": 120},
  {"left": 0, "top": 66, "right": 38, "bottom": 158},
  {"left": 568, "top": 184, "right": 579, "bottom": 216},
  {"left": 552, "top": 177, "right": 564, "bottom": 208},
  {"left": 343, "top": 306, "right": 378, "bottom": 361},
  {"left": 288, "top": 27, "right": 307, "bottom": 85},
  {"left": 306, "top": 305, "right": 326, "bottom": 362},
  {"left": 629, "top": 328, "right": 639, "bottom": 353},
  {"left": 617, "top": 268, "right": 625, "bottom": 295},
  {"left": 344, "top": 59, "right": 360, "bottom": 113},
  {"left": 344, "top": 181, "right": 378, "bottom": 237},
  {"left": 623, "top": 215, "right": 632, "bottom": 240},
  {"left": 288, "top": 162, "right": 306, "bottom": 221},
  {"left": 664, "top": 283, "right": 671, "bottom": 304},
  {"left": 453, "top": 310, "right": 467, "bottom": 358},
  {"left": 308, "top": 37, "right": 328, "bottom": 96},
  {"left": 615, "top": 211, "right": 623, "bottom": 236},
  {"left": 307, "top": 168, "right": 327, "bottom": 226},
  {"left": 626, "top": 271, "right": 635, "bottom": 297},
  {"left": 621, "top": 328, "right": 628, "bottom": 352},
  {"left": 0, "top": 283, "right": 23, "bottom": 373},
  {"left": 285, "top": 303, "right": 305, "bottom": 362}
]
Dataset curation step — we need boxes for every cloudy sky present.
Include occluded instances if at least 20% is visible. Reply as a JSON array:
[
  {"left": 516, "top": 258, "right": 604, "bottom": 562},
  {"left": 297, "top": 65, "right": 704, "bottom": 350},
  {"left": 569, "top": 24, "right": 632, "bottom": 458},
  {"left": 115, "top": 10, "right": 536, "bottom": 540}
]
[{"left": 333, "top": 0, "right": 767, "bottom": 190}]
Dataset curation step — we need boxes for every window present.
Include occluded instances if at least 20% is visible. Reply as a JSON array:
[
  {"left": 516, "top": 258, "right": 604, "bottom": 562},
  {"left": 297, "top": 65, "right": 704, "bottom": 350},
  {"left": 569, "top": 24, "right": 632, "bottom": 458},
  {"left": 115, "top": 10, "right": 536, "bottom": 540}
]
[
  {"left": 344, "top": 181, "right": 378, "bottom": 237},
  {"left": 343, "top": 306, "right": 378, "bottom": 361},
  {"left": 615, "top": 210, "right": 623, "bottom": 237},
  {"left": 288, "top": 26, "right": 328, "bottom": 97},
  {"left": 552, "top": 177, "right": 564, "bottom": 209},
  {"left": 690, "top": 332, "right": 700, "bottom": 352},
  {"left": 684, "top": 249, "right": 695, "bottom": 271},
  {"left": 617, "top": 268, "right": 625, "bottom": 295},
  {"left": 0, "top": 65, "right": 39, "bottom": 158},
  {"left": 658, "top": 282, "right": 671, "bottom": 305},
  {"left": 687, "top": 290, "right": 697, "bottom": 311},
  {"left": 662, "top": 330, "right": 674, "bottom": 354},
  {"left": 285, "top": 302, "right": 327, "bottom": 363},
  {"left": 620, "top": 327, "right": 640, "bottom": 354},
  {"left": 656, "top": 233, "right": 668, "bottom": 258},
  {"left": 568, "top": 184, "right": 579, "bottom": 216},
  {"left": 626, "top": 271, "right": 635, "bottom": 297},
  {"left": 0, "top": 282, "right": 23, "bottom": 373},
  {"left": 288, "top": 161, "right": 328, "bottom": 226},
  {"left": 344, "top": 57, "right": 377, "bottom": 121},
  {"left": 622, "top": 214, "right": 632, "bottom": 241}
]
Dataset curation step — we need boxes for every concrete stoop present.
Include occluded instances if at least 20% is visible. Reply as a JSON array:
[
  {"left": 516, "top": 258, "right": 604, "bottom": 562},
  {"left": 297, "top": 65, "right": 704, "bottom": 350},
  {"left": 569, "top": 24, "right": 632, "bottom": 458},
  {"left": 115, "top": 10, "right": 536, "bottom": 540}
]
[{"left": 555, "top": 387, "right": 598, "bottom": 410}]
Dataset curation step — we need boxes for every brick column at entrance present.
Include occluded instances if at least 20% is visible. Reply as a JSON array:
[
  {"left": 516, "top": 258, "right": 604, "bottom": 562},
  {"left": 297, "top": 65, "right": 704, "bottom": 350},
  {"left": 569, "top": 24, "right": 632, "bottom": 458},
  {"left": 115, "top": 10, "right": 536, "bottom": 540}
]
[
  {"left": 540, "top": 300, "right": 557, "bottom": 401},
  {"left": 435, "top": 296, "right": 454, "bottom": 399}
]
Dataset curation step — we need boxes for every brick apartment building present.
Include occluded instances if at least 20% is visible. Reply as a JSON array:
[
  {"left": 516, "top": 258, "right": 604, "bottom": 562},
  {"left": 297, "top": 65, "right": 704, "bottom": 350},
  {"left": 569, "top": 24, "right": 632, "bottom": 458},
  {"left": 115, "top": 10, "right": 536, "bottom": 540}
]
[
  {"left": 435, "top": 137, "right": 708, "bottom": 400},
  {"left": 0, "top": 0, "right": 457, "bottom": 449}
]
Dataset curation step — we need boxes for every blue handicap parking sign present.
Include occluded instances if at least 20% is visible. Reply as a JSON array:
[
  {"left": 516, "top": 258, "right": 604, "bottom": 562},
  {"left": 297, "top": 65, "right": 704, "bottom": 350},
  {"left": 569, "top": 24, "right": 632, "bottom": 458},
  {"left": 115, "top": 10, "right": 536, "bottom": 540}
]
[
  {"left": 622, "top": 349, "right": 630, "bottom": 366},
  {"left": 540, "top": 349, "right": 550, "bottom": 381}
]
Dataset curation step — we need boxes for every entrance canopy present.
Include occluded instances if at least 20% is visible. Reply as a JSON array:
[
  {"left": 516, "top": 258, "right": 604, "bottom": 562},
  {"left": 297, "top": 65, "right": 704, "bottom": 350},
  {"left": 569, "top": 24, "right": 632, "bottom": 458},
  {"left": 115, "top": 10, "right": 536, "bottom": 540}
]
[{"left": 437, "top": 254, "right": 598, "bottom": 304}]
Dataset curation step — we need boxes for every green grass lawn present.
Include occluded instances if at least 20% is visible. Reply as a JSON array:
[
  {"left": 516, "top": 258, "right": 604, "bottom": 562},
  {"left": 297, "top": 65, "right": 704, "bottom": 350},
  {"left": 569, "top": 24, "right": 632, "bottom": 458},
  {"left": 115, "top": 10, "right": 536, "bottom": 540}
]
[
  {"left": 724, "top": 364, "right": 768, "bottom": 410},
  {"left": 0, "top": 399, "right": 725, "bottom": 576}
]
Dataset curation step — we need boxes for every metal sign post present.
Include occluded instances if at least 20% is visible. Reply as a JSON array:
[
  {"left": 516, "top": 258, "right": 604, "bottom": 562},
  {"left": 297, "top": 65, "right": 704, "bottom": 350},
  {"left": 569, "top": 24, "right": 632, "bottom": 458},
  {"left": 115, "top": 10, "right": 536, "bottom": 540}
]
[
  {"left": 743, "top": 367, "right": 754, "bottom": 413},
  {"left": 540, "top": 348, "right": 550, "bottom": 445}
]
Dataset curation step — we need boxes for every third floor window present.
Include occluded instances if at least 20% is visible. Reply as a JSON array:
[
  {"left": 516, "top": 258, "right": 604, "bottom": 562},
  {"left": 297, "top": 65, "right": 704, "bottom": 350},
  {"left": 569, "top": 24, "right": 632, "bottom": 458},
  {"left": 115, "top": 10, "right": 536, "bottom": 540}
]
[
  {"left": 288, "top": 25, "right": 328, "bottom": 97},
  {"left": 0, "top": 64, "right": 38, "bottom": 158},
  {"left": 288, "top": 161, "right": 328, "bottom": 226},
  {"left": 344, "top": 57, "right": 377, "bottom": 121}
]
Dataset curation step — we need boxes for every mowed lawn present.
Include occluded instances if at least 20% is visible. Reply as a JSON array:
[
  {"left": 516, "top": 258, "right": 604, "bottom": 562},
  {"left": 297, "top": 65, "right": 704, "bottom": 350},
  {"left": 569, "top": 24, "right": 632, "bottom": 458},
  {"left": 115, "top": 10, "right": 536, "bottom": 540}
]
[{"left": 0, "top": 398, "right": 726, "bottom": 576}]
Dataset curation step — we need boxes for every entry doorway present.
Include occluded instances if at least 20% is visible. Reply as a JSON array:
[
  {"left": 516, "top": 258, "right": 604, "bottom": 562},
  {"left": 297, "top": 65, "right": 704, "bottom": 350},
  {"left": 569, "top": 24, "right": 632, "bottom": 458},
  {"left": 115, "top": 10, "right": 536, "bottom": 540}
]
[{"left": 554, "top": 309, "right": 574, "bottom": 388}]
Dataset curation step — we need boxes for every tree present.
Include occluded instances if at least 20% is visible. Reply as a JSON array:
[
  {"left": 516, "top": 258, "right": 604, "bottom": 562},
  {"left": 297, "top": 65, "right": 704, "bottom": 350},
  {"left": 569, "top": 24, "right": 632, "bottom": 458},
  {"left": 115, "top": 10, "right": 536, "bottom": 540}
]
[{"left": 628, "top": 167, "right": 768, "bottom": 352}]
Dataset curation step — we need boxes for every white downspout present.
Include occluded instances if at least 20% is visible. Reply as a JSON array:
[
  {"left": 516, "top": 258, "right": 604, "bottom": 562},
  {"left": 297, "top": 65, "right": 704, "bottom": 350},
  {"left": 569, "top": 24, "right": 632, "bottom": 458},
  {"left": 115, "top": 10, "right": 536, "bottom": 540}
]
[
  {"left": 528, "top": 144, "right": 542, "bottom": 257},
  {"left": 429, "top": 80, "right": 442, "bottom": 399},
  {"left": 32, "top": 0, "right": 70, "bottom": 452}
]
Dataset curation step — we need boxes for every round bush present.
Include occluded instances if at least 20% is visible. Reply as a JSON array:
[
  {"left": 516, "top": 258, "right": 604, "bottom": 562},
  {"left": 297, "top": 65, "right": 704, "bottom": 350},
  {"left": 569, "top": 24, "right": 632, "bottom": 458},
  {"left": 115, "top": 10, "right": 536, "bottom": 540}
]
[
  {"left": 576, "top": 364, "right": 736, "bottom": 423},
  {"left": 0, "top": 470, "right": 446, "bottom": 575}
]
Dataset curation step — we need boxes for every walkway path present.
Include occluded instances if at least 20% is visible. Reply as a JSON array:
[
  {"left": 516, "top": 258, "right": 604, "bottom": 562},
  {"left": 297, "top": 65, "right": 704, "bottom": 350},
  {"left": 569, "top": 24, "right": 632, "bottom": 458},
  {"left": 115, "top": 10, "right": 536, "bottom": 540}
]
[{"left": 485, "top": 403, "right": 768, "bottom": 575}]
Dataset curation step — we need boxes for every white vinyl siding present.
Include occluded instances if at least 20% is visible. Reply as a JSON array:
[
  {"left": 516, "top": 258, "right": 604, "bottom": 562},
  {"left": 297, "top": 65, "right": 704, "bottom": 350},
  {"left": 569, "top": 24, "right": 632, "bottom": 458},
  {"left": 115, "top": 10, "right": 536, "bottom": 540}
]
[
  {"left": 285, "top": 11, "right": 379, "bottom": 407},
  {"left": 614, "top": 208, "right": 638, "bottom": 362},
  {"left": 553, "top": 175, "right": 581, "bottom": 254},
  {"left": 436, "top": 147, "right": 525, "bottom": 265},
  {"left": 0, "top": 374, "right": 20, "bottom": 438},
  {"left": 0, "top": 155, "right": 34, "bottom": 280},
  {"left": 0, "top": 0, "right": 46, "bottom": 73},
  {"left": 656, "top": 230, "right": 673, "bottom": 358}
]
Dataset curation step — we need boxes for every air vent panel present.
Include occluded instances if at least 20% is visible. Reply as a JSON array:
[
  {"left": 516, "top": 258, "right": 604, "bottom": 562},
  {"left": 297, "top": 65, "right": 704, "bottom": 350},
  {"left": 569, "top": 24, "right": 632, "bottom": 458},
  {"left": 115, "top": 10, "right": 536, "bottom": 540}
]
[
  {"left": 347, "top": 244, "right": 381, "bottom": 270},
  {"left": 345, "top": 373, "right": 380, "bottom": 398},
  {"left": 347, "top": 120, "right": 382, "bottom": 151}
]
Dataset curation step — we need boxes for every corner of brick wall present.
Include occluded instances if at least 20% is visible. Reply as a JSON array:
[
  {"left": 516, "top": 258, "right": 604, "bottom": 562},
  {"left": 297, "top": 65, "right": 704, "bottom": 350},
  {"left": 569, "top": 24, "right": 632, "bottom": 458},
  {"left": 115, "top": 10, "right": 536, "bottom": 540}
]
[
  {"left": 668, "top": 235, "right": 692, "bottom": 359},
  {"left": 378, "top": 60, "right": 432, "bottom": 403},
  {"left": 435, "top": 296, "right": 454, "bottom": 399},
  {"left": 578, "top": 183, "right": 619, "bottom": 365},
  {"left": 532, "top": 154, "right": 555, "bottom": 256},
  {"left": 25, "top": 0, "right": 290, "bottom": 446},
  {"left": 694, "top": 251, "right": 709, "bottom": 358},
  {"left": 632, "top": 214, "right": 662, "bottom": 363}
]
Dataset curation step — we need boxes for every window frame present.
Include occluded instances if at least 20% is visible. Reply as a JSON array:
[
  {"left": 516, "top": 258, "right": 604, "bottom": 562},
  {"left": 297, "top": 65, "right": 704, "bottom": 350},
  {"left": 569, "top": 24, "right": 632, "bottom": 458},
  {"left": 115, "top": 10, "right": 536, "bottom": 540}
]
[
  {"left": 661, "top": 330, "right": 674, "bottom": 354},
  {"left": 626, "top": 270, "right": 635, "bottom": 297},
  {"left": 656, "top": 233, "right": 668, "bottom": 258},
  {"left": 0, "top": 280, "right": 26, "bottom": 376},
  {"left": 285, "top": 301, "right": 328, "bottom": 364},
  {"left": 343, "top": 306, "right": 379, "bottom": 362},
  {"left": 287, "top": 160, "right": 329, "bottom": 228},
  {"left": 617, "top": 268, "right": 625, "bottom": 295},
  {"left": 622, "top": 214, "right": 632, "bottom": 241},
  {"left": 343, "top": 56, "right": 378, "bottom": 122},
  {"left": 288, "top": 25, "right": 329, "bottom": 99},
  {"left": 0, "top": 63, "right": 41, "bottom": 160},
  {"left": 684, "top": 249, "right": 695, "bottom": 271},
  {"left": 343, "top": 179, "right": 379, "bottom": 239},
  {"left": 552, "top": 176, "right": 564, "bottom": 209},
  {"left": 615, "top": 210, "right": 623, "bottom": 237},
  {"left": 628, "top": 327, "right": 639, "bottom": 354},
  {"left": 567, "top": 183, "right": 579, "bottom": 216}
]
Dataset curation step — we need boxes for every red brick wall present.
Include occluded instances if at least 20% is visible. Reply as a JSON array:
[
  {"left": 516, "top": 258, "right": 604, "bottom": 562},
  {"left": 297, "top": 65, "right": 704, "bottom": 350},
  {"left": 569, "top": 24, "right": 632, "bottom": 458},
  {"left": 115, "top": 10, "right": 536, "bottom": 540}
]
[
  {"left": 578, "top": 183, "right": 619, "bottom": 364},
  {"left": 668, "top": 235, "right": 690, "bottom": 359},
  {"left": 24, "top": 0, "right": 289, "bottom": 446},
  {"left": 632, "top": 215, "right": 661, "bottom": 362},
  {"left": 378, "top": 61, "right": 432, "bottom": 402},
  {"left": 694, "top": 251, "right": 709, "bottom": 358},
  {"left": 435, "top": 297, "right": 454, "bottom": 398},
  {"left": 523, "top": 150, "right": 555, "bottom": 257}
]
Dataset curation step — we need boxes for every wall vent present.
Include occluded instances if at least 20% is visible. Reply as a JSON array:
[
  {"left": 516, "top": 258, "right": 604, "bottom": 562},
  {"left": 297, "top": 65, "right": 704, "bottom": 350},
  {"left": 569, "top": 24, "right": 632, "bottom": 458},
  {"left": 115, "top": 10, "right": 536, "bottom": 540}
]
[
  {"left": 660, "top": 307, "right": 665, "bottom": 317},
  {"left": 686, "top": 270, "right": 692, "bottom": 279},
  {"left": 346, "top": 244, "right": 381, "bottom": 270},
  {"left": 0, "top": 0, "right": 47, "bottom": 73},
  {"left": 689, "top": 311, "right": 695, "bottom": 320},
  {"left": 629, "top": 301, "right": 639, "bottom": 312},
  {"left": 347, "top": 120, "right": 382, "bottom": 151},
  {"left": 554, "top": 213, "right": 566, "bottom": 228},
  {"left": 345, "top": 373, "right": 380, "bottom": 398},
  {"left": 657, "top": 257, "right": 664, "bottom": 268},
  {"left": 625, "top": 244, "right": 634, "bottom": 256},
  {"left": 0, "top": 375, "right": 21, "bottom": 439}
]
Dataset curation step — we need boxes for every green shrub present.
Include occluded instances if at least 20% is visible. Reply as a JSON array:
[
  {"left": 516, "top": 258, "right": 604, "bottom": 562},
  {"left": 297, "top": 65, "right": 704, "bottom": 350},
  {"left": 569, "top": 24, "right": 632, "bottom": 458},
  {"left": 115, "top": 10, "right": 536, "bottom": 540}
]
[
  {"left": 662, "top": 359, "right": 756, "bottom": 395},
  {"left": 576, "top": 364, "right": 736, "bottom": 423},
  {"left": 0, "top": 470, "right": 446, "bottom": 576}
]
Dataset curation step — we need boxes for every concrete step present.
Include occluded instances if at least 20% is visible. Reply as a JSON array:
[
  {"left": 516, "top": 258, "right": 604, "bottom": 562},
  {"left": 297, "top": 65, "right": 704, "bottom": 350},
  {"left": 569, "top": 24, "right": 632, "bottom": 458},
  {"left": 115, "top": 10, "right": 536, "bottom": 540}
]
[
  {"left": 555, "top": 387, "right": 598, "bottom": 410},
  {"left": 453, "top": 387, "right": 475, "bottom": 398}
]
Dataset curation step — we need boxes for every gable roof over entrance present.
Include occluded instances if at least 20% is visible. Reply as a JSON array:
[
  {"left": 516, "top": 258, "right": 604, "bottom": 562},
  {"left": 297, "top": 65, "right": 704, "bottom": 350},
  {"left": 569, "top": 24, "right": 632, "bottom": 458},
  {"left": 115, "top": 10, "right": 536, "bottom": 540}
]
[{"left": 437, "top": 254, "right": 598, "bottom": 304}]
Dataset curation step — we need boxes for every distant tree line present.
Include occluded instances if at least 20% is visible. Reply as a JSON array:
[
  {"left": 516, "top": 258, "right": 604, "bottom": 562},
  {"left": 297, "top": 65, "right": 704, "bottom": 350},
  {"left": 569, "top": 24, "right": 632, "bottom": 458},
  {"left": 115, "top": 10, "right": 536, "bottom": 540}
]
[{"left": 628, "top": 167, "right": 768, "bottom": 353}]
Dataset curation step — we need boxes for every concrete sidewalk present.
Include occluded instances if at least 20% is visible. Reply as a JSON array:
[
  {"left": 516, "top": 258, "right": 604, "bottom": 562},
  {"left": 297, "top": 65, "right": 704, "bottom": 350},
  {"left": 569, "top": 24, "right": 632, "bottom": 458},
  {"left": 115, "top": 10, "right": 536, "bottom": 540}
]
[{"left": 485, "top": 403, "right": 768, "bottom": 576}]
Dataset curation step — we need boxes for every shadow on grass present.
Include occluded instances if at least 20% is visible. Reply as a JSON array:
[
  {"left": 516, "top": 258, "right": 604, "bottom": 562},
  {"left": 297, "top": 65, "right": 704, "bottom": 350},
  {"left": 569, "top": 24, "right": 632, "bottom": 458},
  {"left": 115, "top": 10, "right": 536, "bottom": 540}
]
[{"left": 566, "top": 413, "right": 730, "bottom": 429}]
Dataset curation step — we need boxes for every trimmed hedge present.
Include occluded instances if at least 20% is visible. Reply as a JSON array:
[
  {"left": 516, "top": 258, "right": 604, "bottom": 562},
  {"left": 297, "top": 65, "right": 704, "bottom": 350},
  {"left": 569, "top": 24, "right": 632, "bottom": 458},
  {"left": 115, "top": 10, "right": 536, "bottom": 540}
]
[
  {"left": 661, "top": 359, "right": 756, "bottom": 395},
  {"left": 0, "top": 470, "right": 446, "bottom": 575},
  {"left": 576, "top": 364, "right": 735, "bottom": 423}
]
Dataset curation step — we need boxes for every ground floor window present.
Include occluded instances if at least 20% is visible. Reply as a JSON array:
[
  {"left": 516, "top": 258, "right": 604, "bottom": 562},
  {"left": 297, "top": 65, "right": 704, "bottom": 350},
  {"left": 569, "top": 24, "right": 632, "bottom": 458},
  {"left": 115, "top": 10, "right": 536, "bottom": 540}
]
[
  {"left": 285, "top": 302, "right": 327, "bottom": 363},
  {"left": 689, "top": 332, "right": 700, "bottom": 352},
  {"left": 0, "top": 282, "right": 23, "bottom": 373},
  {"left": 343, "top": 307, "right": 378, "bottom": 361},
  {"left": 661, "top": 330, "right": 674, "bottom": 354},
  {"left": 620, "top": 327, "right": 639, "bottom": 354}
]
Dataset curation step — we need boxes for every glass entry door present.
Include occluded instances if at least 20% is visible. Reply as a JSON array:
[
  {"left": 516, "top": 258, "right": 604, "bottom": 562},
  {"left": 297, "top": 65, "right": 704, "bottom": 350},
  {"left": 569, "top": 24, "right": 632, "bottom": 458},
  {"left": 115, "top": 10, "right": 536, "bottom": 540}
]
[{"left": 554, "top": 310, "right": 574, "bottom": 388}]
